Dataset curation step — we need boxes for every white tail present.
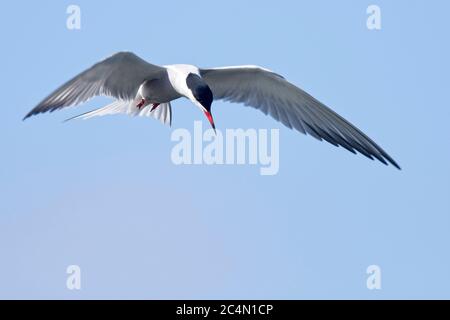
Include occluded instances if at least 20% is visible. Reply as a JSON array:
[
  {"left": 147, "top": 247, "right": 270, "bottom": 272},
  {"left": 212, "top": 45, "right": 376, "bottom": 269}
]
[{"left": 65, "top": 100, "right": 172, "bottom": 126}]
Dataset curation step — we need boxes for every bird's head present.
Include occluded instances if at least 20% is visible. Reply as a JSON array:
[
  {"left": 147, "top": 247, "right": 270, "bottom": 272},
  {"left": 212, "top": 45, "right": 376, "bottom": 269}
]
[{"left": 186, "top": 73, "right": 215, "bottom": 132}]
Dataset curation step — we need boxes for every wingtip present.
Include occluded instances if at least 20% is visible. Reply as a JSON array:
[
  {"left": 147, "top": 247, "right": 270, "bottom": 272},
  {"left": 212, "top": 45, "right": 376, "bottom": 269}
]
[
  {"left": 22, "top": 113, "right": 32, "bottom": 121},
  {"left": 392, "top": 162, "right": 402, "bottom": 170},
  {"left": 384, "top": 157, "right": 401, "bottom": 170},
  {"left": 384, "top": 154, "right": 401, "bottom": 170},
  {"left": 23, "top": 108, "right": 41, "bottom": 121}
]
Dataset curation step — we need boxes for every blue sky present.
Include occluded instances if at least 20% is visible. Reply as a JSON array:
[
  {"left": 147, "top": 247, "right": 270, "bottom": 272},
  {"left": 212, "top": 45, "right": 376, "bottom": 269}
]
[{"left": 0, "top": 0, "right": 449, "bottom": 299}]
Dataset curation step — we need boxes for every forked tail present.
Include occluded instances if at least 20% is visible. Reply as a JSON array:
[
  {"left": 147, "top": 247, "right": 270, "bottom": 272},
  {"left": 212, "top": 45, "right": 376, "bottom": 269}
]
[{"left": 64, "top": 100, "right": 172, "bottom": 126}]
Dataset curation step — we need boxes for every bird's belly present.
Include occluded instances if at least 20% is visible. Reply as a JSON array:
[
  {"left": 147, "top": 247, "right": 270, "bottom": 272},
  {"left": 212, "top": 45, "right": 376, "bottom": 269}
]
[
  {"left": 148, "top": 92, "right": 181, "bottom": 104},
  {"left": 143, "top": 76, "right": 181, "bottom": 103}
]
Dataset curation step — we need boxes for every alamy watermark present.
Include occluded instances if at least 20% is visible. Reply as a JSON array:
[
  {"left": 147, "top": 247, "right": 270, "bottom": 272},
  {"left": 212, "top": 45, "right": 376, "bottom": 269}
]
[
  {"left": 66, "top": 265, "right": 81, "bottom": 290},
  {"left": 367, "top": 5, "right": 381, "bottom": 30},
  {"left": 66, "top": 5, "right": 81, "bottom": 30},
  {"left": 171, "top": 121, "right": 279, "bottom": 176},
  {"left": 366, "top": 264, "right": 382, "bottom": 290}
]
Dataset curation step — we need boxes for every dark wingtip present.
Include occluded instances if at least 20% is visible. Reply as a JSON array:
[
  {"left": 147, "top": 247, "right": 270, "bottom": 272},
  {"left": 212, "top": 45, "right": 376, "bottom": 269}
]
[
  {"left": 383, "top": 153, "right": 401, "bottom": 170},
  {"left": 391, "top": 161, "right": 402, "bottom": 170},
  {"left": 23, "top": 107, "right": 42, "bottom": 121},
  {"left": 22, "top": 112, "right": 33, "bottom": 121},
  {"left": 382, "top": 155, "right": 401, "bottom": 170}
]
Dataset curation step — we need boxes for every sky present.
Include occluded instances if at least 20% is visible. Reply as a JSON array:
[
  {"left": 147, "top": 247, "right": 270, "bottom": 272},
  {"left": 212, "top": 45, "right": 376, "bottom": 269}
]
[{"left": 0, "top": 0, "right": 449, "bottom": 299}]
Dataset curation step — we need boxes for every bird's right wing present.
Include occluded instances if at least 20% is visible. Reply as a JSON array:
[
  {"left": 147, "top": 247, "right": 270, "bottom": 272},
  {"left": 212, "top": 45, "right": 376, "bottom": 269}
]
[
  {"left": 200, "top": 66, "right": 400, "bottom": 169},
  {"left": 24, "top": 52, "right": 163, "bottom": 119}
]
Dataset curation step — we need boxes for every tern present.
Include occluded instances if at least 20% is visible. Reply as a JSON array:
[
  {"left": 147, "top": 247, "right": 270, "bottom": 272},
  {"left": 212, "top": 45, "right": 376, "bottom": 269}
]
[{"left": 24, "top": 51, "right": 400, "bottom": 169}]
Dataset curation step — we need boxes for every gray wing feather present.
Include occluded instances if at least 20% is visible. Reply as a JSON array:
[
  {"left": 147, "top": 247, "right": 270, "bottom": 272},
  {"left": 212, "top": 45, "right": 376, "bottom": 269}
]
[
  {"left": 200, "top": 67, "right": 400, "bottom": 169},
  {"left": 24, "top": 52, "right": 163, "bottom": 119}
]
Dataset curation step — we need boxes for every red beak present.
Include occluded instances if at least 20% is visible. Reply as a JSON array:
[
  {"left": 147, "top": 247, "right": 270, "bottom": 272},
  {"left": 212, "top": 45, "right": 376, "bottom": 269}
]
[{"left": 204, "top": 110, "right": 216, "bottom": 133}]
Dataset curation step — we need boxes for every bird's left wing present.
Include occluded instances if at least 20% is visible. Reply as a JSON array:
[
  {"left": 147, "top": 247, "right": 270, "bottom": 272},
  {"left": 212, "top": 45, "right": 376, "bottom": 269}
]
[
  {"left": 200, "top": 66, "right": 400, "bottom": 169},
  {"left": 24, "top": 52, "right": 163, "bottom": 119}
]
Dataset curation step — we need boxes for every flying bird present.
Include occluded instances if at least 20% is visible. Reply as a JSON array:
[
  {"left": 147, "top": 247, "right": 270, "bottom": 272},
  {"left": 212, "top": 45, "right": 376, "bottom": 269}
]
[{"left": 24, "top": 51, "right": 400, "bottom": 169}]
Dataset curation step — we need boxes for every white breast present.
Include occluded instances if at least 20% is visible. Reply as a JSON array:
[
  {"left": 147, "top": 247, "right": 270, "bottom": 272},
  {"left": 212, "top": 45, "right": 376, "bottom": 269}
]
[{"left": 164, "top": 64, "right": 200, "bottom": 100}]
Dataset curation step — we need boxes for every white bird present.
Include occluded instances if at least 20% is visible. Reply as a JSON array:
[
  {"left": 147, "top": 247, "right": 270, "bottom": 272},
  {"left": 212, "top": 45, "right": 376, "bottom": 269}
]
[{"left": 24, "top": 51, "right": 400, "bottom": 169}]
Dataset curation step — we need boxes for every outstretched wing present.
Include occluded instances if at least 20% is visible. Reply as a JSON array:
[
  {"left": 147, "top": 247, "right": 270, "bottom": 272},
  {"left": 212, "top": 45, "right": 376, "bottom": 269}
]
[
  {"left": 24, "top": 52, "right": 163, "bottom": 119},
  {"left": 200, "top": 66, "right": 400, "bottom": 169}
]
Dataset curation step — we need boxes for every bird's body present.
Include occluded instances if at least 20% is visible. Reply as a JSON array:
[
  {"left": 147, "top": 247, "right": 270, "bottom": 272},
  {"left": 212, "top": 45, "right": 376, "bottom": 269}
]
[
  {"left": 137, "top": 68, "right": 181, "bottom": 104},
  {"left": 24, "top": 51, "right": 400, "bottom": 169}
]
